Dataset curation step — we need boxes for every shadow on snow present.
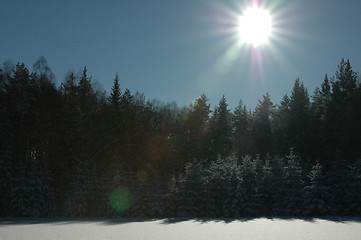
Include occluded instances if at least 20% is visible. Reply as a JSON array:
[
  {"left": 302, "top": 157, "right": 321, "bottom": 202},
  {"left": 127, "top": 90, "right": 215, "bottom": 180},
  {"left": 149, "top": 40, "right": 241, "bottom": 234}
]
[{"left": 1, "top": 216, "right": 361, "bottom": 226}]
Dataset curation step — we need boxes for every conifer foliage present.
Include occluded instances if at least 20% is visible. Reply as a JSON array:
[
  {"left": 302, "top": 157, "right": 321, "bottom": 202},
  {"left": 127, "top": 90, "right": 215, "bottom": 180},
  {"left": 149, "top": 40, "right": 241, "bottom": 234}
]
[{"left": 1, "top": 57, "right": 361, "bottom": 218}]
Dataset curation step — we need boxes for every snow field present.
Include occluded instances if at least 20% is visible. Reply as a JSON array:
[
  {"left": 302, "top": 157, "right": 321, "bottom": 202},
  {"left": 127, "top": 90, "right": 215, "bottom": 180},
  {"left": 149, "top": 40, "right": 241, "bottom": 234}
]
[{"left": 1, "top": 217, "right": 360, "bottom": 240}]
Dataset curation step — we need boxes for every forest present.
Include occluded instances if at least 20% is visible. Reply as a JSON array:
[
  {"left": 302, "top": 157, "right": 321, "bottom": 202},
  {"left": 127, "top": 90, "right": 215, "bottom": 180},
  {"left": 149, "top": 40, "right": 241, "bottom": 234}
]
[{"left": 0, "top": 57, "right": 360, "bottom": 218}]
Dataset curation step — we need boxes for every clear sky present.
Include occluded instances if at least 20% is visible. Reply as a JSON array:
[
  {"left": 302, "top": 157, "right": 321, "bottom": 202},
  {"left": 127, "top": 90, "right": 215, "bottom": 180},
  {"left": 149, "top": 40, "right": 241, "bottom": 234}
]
[{"left": 1, "top": 0, "right": 361, "bottom": 110}]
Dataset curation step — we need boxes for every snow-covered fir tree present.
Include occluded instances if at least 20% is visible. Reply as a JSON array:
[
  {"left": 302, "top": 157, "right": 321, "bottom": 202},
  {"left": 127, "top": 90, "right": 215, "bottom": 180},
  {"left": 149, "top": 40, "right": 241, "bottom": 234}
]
[
  {"left": 303, "top": 162, "right": 334, "bottom": 216},
  {"left": 64, "top": 155, "right": 98, "bottom": 217}
]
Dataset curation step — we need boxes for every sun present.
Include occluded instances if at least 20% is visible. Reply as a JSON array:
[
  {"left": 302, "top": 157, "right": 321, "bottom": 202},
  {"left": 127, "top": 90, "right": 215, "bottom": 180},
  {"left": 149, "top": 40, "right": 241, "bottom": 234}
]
[{"left": 238, "top": 6, "right": 272, "bottom": 47}]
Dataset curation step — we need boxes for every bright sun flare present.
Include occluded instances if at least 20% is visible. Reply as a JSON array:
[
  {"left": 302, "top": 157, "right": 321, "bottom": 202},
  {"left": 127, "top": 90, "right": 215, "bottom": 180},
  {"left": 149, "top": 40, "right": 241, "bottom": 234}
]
[{"left": 238, "top": 6, "right": 272, "bottom": 47}]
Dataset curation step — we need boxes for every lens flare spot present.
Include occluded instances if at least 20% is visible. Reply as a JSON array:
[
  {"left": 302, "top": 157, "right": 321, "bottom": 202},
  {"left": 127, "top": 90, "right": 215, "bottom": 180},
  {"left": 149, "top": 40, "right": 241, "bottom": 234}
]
[
  {"left": 147, "top": 135, "right": 171, "bottom": 162},
  {"left": 136, "top": 169, "right": 149, "bottom": 182},
  {"left": 109, "top": 187, "right": 134, "bottom": 213}
]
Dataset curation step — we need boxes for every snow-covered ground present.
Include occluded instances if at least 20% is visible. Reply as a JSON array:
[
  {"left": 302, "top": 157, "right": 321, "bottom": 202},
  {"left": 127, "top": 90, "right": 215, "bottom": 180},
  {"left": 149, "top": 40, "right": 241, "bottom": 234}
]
[{"left": 1, "top": 217, "right": 360, "bottom": 240}]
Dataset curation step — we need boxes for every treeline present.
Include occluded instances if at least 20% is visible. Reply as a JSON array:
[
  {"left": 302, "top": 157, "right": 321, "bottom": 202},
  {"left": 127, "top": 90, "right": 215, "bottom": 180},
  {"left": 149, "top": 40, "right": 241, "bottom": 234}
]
[{"left": 0, "top": 57, "right": 360, "bottom": 218}]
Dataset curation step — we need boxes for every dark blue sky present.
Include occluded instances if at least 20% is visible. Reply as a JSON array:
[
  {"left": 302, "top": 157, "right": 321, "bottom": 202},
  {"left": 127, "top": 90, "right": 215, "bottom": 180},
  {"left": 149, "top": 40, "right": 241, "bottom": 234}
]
[{"left": 1, "top": 0, "right": 361, "bottom": 109}]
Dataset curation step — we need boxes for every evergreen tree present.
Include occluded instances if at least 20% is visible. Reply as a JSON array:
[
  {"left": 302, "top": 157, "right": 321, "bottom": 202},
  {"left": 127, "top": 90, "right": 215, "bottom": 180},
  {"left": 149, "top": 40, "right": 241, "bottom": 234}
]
[
  {"left": 310, "top": 75, "right": 332, "bottom": 165},
  {"left": 208, "top": 95, "right": 232, "bottom": 160},
  {"left": 209, "top": 157, "right": 243, "bottom": 217},
  {"left": 326, "top": 159, "right": 358, "bottom": 215},
  {"left": 131, "top": 169, "right": 166, "bottom": 218},
  {"left": 64, "top": 155, "right": 98, "bottom": 217},
  {"left": 78, "top": 67, "right": 92, "bottom": 98},
  {"left": 78, "top": 66, "right": 97, "bottom": 116},
  {"left": 333, "top": 59, "right": 358, "bottom": 97},
  {"left": 303, "top": 162, "right": 334, "bottom": 216},
  {"left": 120, "top": 88, "right": 134, "bottom": 128},
  {"left": 240, "top": 155, "right": 264, "bottom": 216},
  {"left": 233, "top": 100, "right": 252, "bottom": 159},
  {"left": 286, "top": 78, "right": 311, "bottom": 159},
  {"left": 177, "top": 161, "right": 206, "bottom": 217},
  {"left": 55, "top": 71, "right": 82, "bottom": 205},
  {"left": 273, "top": 94, "right": 290, "bottom": 156},
  {"left": 9, "top": 151, "right": 55, "bottom": 217},
  {"left": 327, "top": 59, "right": 360, "bottom": 162},
  {"left": 252, "top": 93, "right": 274, "bottom": 157},
  {"left": 312, "top": 75, "right": 331, "bottom": 122},
  {"left": 106, "top": 74, "right": 123, "bottom": 145},
  {"left": 121, "top": 88, "right": 133, "bottom": 107},
  {"left": 97, "top": 162, "right": 134, "bottom": 217},
  {"left": 61, "top": 71, "right": 78, "bottom": 98},
  {"left": 0, "top": 64, "right": 14, "bottom": 216},
  {"left": 260, "top": 156, "right": 284, "bottom": 215},
  {"left": 275, "top": 150, "right": 305, "bottom": 215},
  {"left": 350, "top": 160, "right": 361, "bottom": 215},
  {"left": 183, "top": 94, "right": 211, "bottom": 161},
  {"left": 109, "top": 74, "right": 121, "bottom": 112}
]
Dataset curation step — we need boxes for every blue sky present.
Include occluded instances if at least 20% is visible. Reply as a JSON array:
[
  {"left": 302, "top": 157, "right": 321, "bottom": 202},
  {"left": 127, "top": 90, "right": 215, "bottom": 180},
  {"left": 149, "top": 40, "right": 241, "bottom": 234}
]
[{"left": 1, "top": 0, "right": 361, "bottom": 110}]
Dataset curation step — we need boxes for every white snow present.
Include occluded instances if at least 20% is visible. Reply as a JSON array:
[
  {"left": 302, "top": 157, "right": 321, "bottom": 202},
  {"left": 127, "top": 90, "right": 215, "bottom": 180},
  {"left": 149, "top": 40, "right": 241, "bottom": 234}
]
[{"left": 1, "top": 217, "right": 360, "bottom": 240}]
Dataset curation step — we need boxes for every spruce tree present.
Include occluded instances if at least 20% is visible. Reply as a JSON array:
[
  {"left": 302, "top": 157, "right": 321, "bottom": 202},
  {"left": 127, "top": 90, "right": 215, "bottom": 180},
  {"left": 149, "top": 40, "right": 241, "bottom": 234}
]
[
  {"left": 233, "top": 100, "right": 251, "bottom": 159},
  {"left": 286, "top": 78, "right": 311, "bottom": 159},
  {"left": 240, "top": 155, "right": 264, "bottom": 216},
  {"left": 64, "top": 155, "right": 98, "bottom": 217},
  {"left": 109, "top": 74, "right": 121, "bottom": 111},
  {"left": 78, "top": 67, "right": 92, "bottom": 98},
  {"left": 276, "top": 150, "right": 305, "bottom": 215},
  {"left": 327, "top": 59, "right": 360, "bottom": 162},
  {"left": 177, "top": 161, "right": 206, "bottom": 217},
  {"left": 326, "top": 159, "right": 357, "bottom": 215},
  {"left": 273, "top": 94, "right": 290, "bottom": 156},
  {"left": 310, "top": 75, "right": 332, "bottom": 165},
  {"left": 183, "top": 94, "right": 211, "bottom": 161},
  {"left": 252, "top": 93, "right": 274, "bottom": 157},
  {"left": 303, "top": 162, "right": 334, "bottom": 216},
  {"left": 208, "top": 95, "right": 232, "bottom": 160}
]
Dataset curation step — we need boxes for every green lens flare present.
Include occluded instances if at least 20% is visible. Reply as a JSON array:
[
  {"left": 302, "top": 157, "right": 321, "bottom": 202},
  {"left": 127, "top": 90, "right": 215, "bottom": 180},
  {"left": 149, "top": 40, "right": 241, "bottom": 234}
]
[{"left": 109, "top": 187, "right": 134, "bottom": 213}]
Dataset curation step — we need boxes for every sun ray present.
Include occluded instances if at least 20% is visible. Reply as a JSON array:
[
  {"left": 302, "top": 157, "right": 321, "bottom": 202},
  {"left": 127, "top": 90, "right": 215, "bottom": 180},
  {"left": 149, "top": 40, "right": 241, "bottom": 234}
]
[{"left": 195, "top": 0, "right": 301, "bottom": 100}]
